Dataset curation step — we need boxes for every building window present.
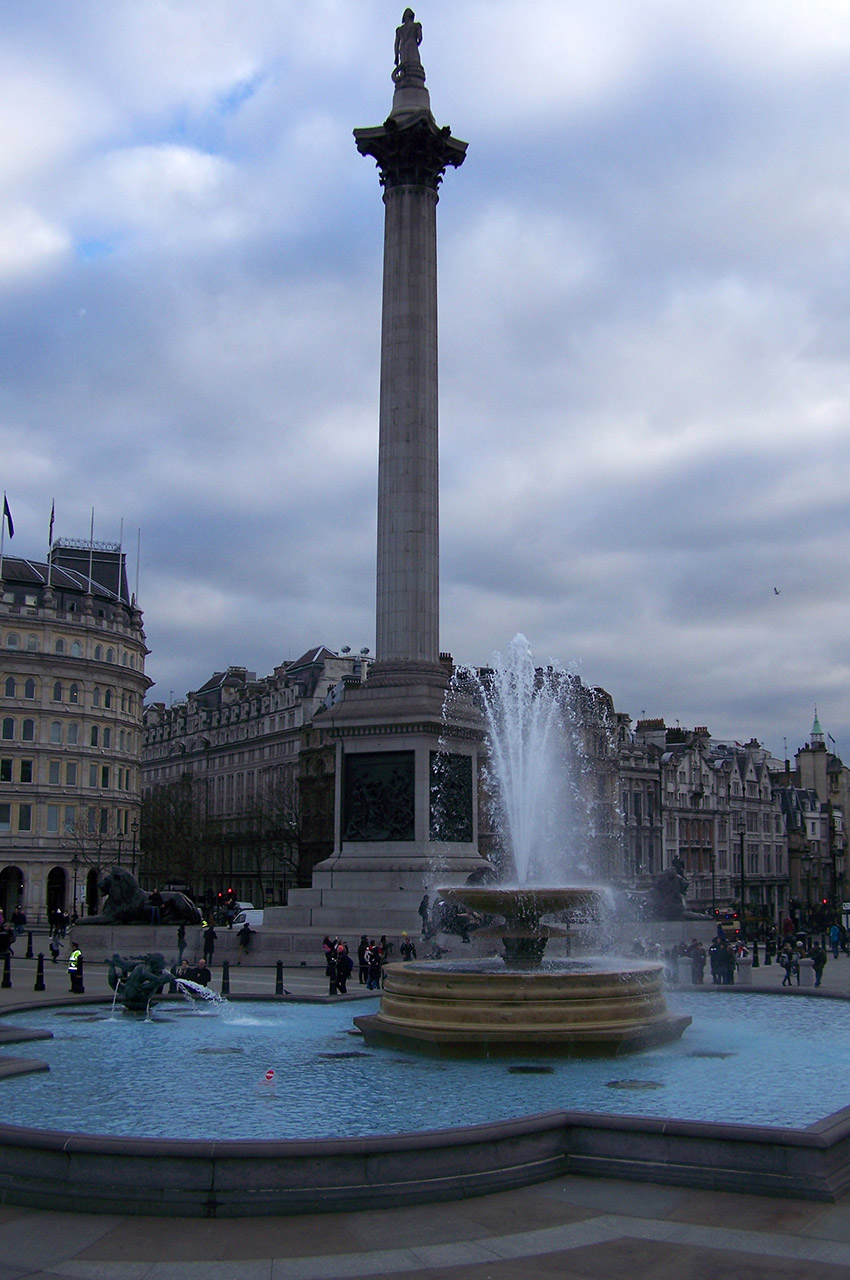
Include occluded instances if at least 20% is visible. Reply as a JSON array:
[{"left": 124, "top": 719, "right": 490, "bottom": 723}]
[
  {"left": 90, "top": 726, "right": 98, "bottom": 747},
  {"left": 104, "top": 689, "right": 113, "bottom": 709},
  {"left": 87, "top": 808, "right": 96, "bottom": 834},
  {"left": 93, "top": 687, "right": 100, "bottom": 707},
  {"left": 0, "top": 759, "right": 11, "bottom": 782},
  {"left": 52, "top": 682, "right": 63, "bottom": 702},
  {"left": 101, "top": 766, "right": 110, "bottom": 788},
  {"left": 66, "top": 762, "right": 77, "bottom": 786},
  {"left": 89, "top": 764, "right": 98, "bottom": 787},
  {"left": 24, "top": 679, "right": 35, "bottom": 700},
  {"left": 103, "top": 727, "right": 111, "bottom": 748},
  {"left": 19, "top": 760, "right": 33, "bottom": 784},
  {"left": 70, "top": 641, "right": 82, "bottom": 658},
  {"left": 0, "top": 805, "right": 10, "bottom": 832},
  {"left": 99, "top": 807, "right": 108, "bottom": 834},
  {"left": 69, "top": 683, "right": 79, "bottom": 704},
  {"left": 18, "top": 805, "right": 32, "bottom": 832},
  {"left": 49, "top": 760, "right": 61, "bottom": 785},
  {"left": 25, "top": 636, "right": 37, "bottom": 652},
  {"left": 67, "top": 723, "right": 79, "bottom": 745},
  {"left": 4, "top": 677, "right": 15, "bottom": 698},
  {"left": 1, "top": 718, "right": 12, "bottom": 740},
  {"left": 21, "top": 719, "right": 34, "bottom": 742},
  {"left": 5, "top": 634, "right": 19, "bottom": 650},
  {"left": 94, "top": 646, "right": 102, "bottom": 661},
  {"left": 55, "top": 639, "right": 65, "bottom": 655},
  {"left": 64, "top": 806, "right": 75, "bottom": 832},
  {"left": 47, "top": 806, "right": 59, "bottom": 834},
  {"left": 50, "top": 722, "right": 62, "bottom": 744},
  {"left": 106, "top": 648, "right": 114, "bottom": 663}
]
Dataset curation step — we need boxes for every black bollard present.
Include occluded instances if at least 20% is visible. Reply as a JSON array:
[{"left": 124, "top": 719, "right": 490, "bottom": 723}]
[
  {"left": 34, "top": 953, "right": 45, "bottom": 992},
  {"left": 221, "top": 959, "right": 230, "bottom": 995},
  {"left": 275, "top": 960, "right": 284, "bottom": 996},
  {"left": 25, "top": 931, "right": 33, "bottom": 959},
  {"left": 752, "top": 940, "right": 759, "bottom": 968},
  {"left": 1, "top": 954, "right": 11, "bottom": 989}
]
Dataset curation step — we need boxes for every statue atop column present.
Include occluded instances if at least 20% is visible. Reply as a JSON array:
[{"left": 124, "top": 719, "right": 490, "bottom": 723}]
[{"left": 393, "top": 9, "right": 423, "bottom": 83}]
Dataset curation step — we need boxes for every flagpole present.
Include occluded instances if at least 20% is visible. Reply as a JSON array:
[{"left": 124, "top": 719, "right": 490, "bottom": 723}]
[
  {"left": 135, "top": 527, "right": 141, "bottom": 606},
  {"left": 87, "top": 508, "right": 95, "bottom": 594},
  {"left": 0, "top": 491, "right": 6, "bottom": 583},
  {"left": 47, "top": 499, "right": 55, "bottom": 587}
]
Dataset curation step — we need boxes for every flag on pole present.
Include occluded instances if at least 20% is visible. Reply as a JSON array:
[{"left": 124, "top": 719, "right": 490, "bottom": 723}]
[
  {"left": 2, "top": 495, "right": 13, "bottom": 539},
  {"left": 48, "top": 501, "right": 55, "bottom": 547}
]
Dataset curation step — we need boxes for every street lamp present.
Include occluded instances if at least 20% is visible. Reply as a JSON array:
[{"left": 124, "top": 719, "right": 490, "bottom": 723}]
[
  {"left": 802, "top": 851, "right": 813, "bottom": 931},
  {"left": 738, "top": 815, "right": 747, "bottom": 941},
  {"left": 71, "top": 853, "right": 80, "bottom": 919},
  {"left": 130, "top": 819, "right": 139, "bottom": 878}
]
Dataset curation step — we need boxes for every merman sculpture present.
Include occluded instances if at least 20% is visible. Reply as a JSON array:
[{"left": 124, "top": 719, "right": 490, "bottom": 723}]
[{"left": 107, "top": 953, "right": 174, "bottom": 1012}]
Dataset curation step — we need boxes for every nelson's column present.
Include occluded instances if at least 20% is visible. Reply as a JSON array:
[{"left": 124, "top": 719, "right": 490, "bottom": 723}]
[{"left": 281, "top": 11, "right": 485, "bottom": 942}]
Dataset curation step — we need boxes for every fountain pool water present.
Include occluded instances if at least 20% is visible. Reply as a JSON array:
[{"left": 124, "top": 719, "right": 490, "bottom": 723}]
[{"left": 2, "top": 992, "right": 850, "bottom": 1137}]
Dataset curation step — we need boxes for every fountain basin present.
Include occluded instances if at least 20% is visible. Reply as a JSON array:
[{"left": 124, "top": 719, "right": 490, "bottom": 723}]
[
  {"left": 356, "top": 958, "right": 691, "bottom": 1055},
  {"left": 2, "top": 993, "right": 850, "bottom": 1212}
]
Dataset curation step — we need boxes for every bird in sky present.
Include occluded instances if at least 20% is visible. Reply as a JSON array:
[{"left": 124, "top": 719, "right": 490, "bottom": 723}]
[{"left": 773, "top": 587, "right": 781, "bottom": 595}]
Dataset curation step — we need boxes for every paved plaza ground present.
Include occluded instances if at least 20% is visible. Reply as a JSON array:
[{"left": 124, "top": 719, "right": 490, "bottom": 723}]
[{"left": 0, "top": 936, "right": 848, "bottom": 1278}]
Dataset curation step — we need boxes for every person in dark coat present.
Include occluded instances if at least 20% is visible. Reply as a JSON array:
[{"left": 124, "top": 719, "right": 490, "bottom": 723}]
[
  {"left": 357, "top": 935, "right": 369, "bottom": 984},
  {"left": 203, "top": 923, "right": 216, "bottom": 965},
  {"left": 366, "top": 940, "right": 383, "bottom": 991},
  {"left": 335, "top": 943, "right": 353, "bottom": 994}
]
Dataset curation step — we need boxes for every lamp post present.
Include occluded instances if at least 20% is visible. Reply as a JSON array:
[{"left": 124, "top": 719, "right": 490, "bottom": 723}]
[
  {"left": 738, "top": 817, "right": 747, "bottom": 941},
  {"left": 116, "top": 831, "right": 123, "bottom": 868},
  {"left": 802, "top": 851, "right": 813, "bottom": 932},
  {"left": 71, "top": 853, "right": 80, "bottom": 918},
  {"left": 710, "top": 850, "right": 717, "bottom": 918},
  {"left": 130, "top": 819, "right": 139, "bottom": 878}
]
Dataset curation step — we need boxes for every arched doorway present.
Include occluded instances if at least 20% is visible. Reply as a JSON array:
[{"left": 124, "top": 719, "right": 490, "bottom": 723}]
[
  {"left": 46, "top": 867, "right": 67, "bottom": 917},
  {"left": 0, "top": 866, "right": 24, "bottom": 921},
  {"left": 85, "top": 869, "right": 99, "bottom": 918}
]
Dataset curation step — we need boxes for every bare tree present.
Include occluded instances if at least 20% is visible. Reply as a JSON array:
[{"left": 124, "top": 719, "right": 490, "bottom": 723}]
[{"left": 139, "top": 774, "right": 218, "bottom": 895}]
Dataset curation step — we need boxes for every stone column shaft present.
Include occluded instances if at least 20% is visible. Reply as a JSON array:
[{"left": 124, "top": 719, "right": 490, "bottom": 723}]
[{"left": 376, "top": 184, "right": 440, "bottom": 666}]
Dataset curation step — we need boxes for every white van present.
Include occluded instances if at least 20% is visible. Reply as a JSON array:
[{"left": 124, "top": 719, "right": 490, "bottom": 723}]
[{"left": 233, "top": 906, "right": 264, "bottom": 928}]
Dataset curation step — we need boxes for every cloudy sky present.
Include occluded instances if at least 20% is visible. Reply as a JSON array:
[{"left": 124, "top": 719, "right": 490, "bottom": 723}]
[{"left": 2, "top": 0, "right": 850, "bottom": 759}]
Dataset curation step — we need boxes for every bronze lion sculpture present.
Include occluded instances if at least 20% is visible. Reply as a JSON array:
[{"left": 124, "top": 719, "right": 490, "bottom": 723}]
[{"left": 86, "top": 867, "right": 202, "bottom": 925}]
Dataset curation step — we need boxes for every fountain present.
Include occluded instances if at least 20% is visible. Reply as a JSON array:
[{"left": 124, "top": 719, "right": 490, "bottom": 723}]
[{"left": 356, "top": 636, "right": 691, "bottom": 1055}]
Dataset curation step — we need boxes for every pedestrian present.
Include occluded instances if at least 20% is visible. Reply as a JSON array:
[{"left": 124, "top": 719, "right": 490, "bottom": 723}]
[
  {"left": 829, "top": 923, "right": 841, "bottom": 961},
  {"left": 400, "top": 932, "right": 417, "bottom": 961},
  {"left": 418, "top": 893, "right": 432, "bottom": 940},
  {"left": 780, "top": 944, "right": 793, "bottom": 986},
  {"left": 335, "top": 943, "right": 353, "bottom": 993},
  {"left": 357, "top": 935, "right": 369, "bottom": 984},
  {"left": 689, "top": 941, "right": 706, "bottom": 985},
  {"left": 327, "top": 945, "right": 339, "bottom": 995},
  {"left": 203, "top": 923, "right": 217, "bottom": 966},
  {"left": 812, "top": 943, "right": 827, "bottom": 988},
  {"left": 322, "top": 936, "right": 334, "bottom": 976},
  {"left": 366, "top": 940, "right": 383, "bottom": 990},
  {"left": 49, "top": 935, "right": 61, "bottom": 964},
  {"left": 176, "top": 923, "right": 186, "bottom": 965},
  {"left": 148, "top": 888, "right": 164, "bottom": 926},
  {"left": 68, "top": 946, "right": 83, "bottom": 993},
  {"left": 236, "top": 921, "right": 255, "bottom": 964}
]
